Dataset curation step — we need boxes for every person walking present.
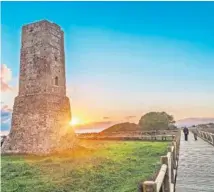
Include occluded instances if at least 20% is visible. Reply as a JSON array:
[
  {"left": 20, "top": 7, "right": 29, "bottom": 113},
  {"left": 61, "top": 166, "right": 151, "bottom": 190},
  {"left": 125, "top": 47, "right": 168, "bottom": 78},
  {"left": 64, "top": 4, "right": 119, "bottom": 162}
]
[
  {"left": 193, "top": 131, "right": 198, "bottom": 141},
  {"left": 183, "top": 127, "right": 189, "bottom": 141}
]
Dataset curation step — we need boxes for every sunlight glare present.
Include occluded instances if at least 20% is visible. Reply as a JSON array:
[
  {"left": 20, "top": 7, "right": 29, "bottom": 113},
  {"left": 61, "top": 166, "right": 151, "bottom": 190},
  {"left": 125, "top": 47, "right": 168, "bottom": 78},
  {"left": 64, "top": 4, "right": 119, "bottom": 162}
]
[{"left": 69, "top": 117, "right": 81, "bottom": 126}]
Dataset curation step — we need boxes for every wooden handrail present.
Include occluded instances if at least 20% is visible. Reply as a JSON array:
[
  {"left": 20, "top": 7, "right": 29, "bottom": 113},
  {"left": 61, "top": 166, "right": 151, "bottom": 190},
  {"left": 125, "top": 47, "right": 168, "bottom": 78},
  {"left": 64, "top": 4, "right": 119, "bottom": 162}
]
[
  {"left": 77, "top": 130, "right": 179, "bottom": 136},
  {"left": 155, "top": 164, "right": 167, "bottom": 191},
  {"left": 196, "top": 129, "right": 214, "bottom": 146},
  {"left": 142, "top": 131, "right": 181, "bottom": 192},
  {"left": 78, "top": 135, "right": 176, "bottom": 141}
]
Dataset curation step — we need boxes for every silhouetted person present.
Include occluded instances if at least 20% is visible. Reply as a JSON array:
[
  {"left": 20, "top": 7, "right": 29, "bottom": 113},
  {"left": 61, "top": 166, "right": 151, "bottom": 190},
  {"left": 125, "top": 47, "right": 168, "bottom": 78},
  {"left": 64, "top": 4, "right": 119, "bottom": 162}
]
[
  {"left": 193, "top": 131, "right": 198, "bottom": 141},
  {"left": 183, "top": 127, "right": 189, "bottom": 141}
]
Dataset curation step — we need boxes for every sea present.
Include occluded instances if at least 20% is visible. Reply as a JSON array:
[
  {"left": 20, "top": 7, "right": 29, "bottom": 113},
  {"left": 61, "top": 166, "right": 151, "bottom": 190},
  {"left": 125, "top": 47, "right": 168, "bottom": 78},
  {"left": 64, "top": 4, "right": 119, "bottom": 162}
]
[{"left": 1, "top": 128, "right": 106, "bottom": 136}]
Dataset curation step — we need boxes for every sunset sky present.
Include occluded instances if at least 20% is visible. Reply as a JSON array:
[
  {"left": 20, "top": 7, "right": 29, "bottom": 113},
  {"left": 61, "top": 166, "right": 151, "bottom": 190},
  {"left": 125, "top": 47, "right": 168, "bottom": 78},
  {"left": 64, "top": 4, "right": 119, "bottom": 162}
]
[{"left": 1, "top": 2, "right": 214, "bottom": 132}]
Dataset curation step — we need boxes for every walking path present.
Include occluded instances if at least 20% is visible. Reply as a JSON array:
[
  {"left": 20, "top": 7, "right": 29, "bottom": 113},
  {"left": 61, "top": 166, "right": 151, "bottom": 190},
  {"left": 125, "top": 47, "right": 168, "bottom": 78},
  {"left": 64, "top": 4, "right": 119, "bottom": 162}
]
[{"left": 176, "top": 132, "right": 214, "bottom": 192}]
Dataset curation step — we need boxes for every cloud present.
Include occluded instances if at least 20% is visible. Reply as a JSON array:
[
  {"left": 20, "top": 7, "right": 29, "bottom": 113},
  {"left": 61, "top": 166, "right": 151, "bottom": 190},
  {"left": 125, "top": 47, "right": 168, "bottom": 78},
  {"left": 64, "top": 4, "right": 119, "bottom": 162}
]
[
  {"left": 1, "top": 105, "right": 12, "bottom": 130},
  {"left": 103, "top": 116, "right": 110, "bottom": 120},
  {"left": 0, "top": 130, "right": 9, "bottom": 136},
  {"left": 0, "top": 64, "right": 14, "bottom": 92},
  {"left": 125, "top": 116, "right": 136, "bottom": 119},
  {"left": 74, "top": 121, "right": 117, "bottom": 130},
  {"left": 1, "top": 64, "right": 18, "bottom": 111},
  {"left": 1, "top": 64, "right": 14, "bottom": 131},
  {"left": 124, "top": 116, "right": 137, "bottom": 121},
  {"left": 1, "top": 105, "right": 13, "bottom": 112}
]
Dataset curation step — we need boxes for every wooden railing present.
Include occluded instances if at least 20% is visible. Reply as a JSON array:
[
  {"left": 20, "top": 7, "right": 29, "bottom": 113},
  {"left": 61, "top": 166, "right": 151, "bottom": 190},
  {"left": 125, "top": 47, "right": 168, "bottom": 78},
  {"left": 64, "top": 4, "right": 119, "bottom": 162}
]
[
  {"left": 77, "top": 130, "right": 179, "bottom": 136},
  {"left": 196, "top": 129, "right": 214, "bottom": 146},
  {"left": 142, "top": 131, "right": 181, "bottom": 192},
  {"left": 77, "top": 130, "right": 180, "bottom": 141},
  {"left": 78, "top": 135, "right": 176, "bottom": 141}
]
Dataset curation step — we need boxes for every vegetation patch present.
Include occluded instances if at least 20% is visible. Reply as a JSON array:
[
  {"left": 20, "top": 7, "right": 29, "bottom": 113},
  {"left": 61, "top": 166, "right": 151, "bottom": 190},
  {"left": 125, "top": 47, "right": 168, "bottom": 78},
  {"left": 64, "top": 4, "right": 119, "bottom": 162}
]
[
  {"left": 1, "top": 141, "right": 168, "bottom": 192},
  {"left": 100, "top": 111, "right": 176, "bottom": 134}
]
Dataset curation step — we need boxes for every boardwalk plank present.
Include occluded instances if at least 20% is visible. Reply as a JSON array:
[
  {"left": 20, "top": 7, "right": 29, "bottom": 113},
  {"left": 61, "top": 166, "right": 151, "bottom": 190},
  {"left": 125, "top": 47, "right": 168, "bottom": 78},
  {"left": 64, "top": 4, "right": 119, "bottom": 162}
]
[{"left": 176, "top": 133, "right": 214, "bottom": 192}]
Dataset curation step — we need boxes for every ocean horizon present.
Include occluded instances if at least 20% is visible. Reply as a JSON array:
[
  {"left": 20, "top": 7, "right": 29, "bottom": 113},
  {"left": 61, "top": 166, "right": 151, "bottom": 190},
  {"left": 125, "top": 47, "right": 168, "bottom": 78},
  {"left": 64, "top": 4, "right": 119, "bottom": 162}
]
[{"left": 1, "top": 128, "right": 106, "bottom": 136}]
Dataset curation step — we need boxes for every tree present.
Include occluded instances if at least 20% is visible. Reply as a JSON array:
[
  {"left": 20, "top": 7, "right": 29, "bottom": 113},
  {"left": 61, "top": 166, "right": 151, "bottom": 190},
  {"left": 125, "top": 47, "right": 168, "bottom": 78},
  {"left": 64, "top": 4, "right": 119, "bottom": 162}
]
[{"left": 138, "top": 112, "right": 175, "bottom": 130}]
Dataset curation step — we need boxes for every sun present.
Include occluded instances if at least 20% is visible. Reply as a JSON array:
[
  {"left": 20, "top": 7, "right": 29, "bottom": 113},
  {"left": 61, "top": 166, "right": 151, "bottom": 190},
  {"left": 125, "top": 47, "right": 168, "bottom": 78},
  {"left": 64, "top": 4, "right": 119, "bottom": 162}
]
[{"left": 69, "top": 117, "right": 81, "bottom": 126}]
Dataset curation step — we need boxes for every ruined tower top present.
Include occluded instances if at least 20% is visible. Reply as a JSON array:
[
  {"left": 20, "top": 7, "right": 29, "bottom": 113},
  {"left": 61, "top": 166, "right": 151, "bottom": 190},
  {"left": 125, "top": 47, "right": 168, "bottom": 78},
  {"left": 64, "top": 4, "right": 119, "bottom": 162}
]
[{"left": 19, "top": 20, "right": 66, "bottom": 96}]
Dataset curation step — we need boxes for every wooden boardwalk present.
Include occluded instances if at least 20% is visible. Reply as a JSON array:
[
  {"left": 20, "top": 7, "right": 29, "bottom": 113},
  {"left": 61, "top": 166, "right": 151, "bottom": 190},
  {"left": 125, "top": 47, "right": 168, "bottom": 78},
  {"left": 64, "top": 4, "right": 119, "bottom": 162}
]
[{"left": 176, "top": 132, "right": 214, "bottom": 192}]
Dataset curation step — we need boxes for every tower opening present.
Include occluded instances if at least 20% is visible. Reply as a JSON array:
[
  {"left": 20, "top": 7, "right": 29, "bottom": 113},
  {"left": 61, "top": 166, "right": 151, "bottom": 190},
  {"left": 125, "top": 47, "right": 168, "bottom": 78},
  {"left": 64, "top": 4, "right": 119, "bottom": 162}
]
[{"left": 55, "top": 76, "right": 59, "bottom": 86}]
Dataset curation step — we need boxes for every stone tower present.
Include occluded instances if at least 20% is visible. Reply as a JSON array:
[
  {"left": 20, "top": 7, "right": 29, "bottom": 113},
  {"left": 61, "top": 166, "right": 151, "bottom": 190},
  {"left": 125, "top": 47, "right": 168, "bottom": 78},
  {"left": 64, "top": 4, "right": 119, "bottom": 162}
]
[{"left": 2, "top": 20, "right": 75, "bottom": 154}]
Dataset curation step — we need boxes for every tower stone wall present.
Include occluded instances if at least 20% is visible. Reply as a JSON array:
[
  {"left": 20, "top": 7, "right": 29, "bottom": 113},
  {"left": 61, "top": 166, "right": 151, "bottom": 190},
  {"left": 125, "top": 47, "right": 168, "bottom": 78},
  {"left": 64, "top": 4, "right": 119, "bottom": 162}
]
[{"left": 2, "top": 20, "right": 75, "bottom": 154}]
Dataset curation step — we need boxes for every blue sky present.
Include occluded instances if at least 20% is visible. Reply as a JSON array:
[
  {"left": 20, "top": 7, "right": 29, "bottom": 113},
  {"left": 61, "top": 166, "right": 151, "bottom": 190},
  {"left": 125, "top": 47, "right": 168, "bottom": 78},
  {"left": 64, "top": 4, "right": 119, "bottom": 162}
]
[{"left": 1, "top": 2, "right": 214, "bottom": 130}]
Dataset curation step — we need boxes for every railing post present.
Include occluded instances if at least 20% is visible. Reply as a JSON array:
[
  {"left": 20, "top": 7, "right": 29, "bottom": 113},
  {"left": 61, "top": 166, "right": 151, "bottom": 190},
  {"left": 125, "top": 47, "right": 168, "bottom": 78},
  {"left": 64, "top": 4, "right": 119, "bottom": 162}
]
[
  {"left": 143, "top": 181, "right": 157, "bottom": 192},
  {"left": 208, "top": 134, "right": 212, "bottom": 144},
  {"left": 211, "top": 134, "right": 214, "bottom": 145},
  {"left": 172, "top": 142, "right": 177, "bottom": 169},
  {"left": 161, "top": 156, "right": 170, "bottom": 192},
  {"left": 177, "top": 131, "right": 181, "bottom": 160},
  {"left": 167, "top": 147, "right": 174, "bottom": 184}
]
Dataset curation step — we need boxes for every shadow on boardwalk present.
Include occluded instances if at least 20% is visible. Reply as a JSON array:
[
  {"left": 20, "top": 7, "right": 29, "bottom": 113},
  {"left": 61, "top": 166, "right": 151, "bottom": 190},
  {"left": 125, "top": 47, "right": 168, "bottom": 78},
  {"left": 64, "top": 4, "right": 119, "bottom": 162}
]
[{"left": 176, "top": 133, "right": 214, "bottom": 192}]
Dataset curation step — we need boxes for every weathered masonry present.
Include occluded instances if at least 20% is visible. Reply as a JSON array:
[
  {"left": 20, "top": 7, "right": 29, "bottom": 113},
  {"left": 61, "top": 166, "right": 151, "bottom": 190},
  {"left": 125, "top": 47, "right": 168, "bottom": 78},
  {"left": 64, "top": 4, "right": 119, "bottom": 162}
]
[{"left": 2, "top": 20, "right": 75, "bottom": 154}]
